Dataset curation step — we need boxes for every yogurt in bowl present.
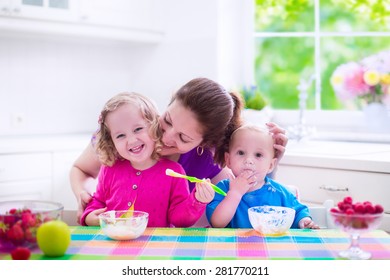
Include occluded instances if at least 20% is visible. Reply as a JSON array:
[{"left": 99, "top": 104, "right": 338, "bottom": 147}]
[
  {"left": 248, "top": 206, "right": 295, "bottom": 236},
  {"left": 99, "top": 210, "right": 148, "bottom": 240}
]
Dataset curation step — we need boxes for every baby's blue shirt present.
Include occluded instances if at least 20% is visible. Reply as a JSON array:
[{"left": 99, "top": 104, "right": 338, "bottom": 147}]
[{"left": 206, "top": 177, "right": 310, "bottom": 228}]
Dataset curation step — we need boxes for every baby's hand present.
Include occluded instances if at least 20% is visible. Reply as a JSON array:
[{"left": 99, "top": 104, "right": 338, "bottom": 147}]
[
  {"left": 298, "top": 217, "right": 320, "bottom": 229},
  {"left": 85, "top": 207, "right": 107, "bottom": 226},
  {"left": 194, "top": 179, "right": 215, "bottom": 203},
  {"left": 229, "top": 170, "right": 257, "bottom": 197}
]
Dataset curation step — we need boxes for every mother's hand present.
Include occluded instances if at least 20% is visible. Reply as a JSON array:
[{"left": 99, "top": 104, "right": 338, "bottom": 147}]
[
  {"left": 77, "top": 191, "right": 92, "bottom": 224},
  {"left": 266, "top": 122, "right": 288, "bottom": 162}
]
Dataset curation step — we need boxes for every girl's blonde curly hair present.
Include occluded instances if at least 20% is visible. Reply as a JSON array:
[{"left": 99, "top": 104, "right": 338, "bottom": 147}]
[{"left": 96, "top": 92, "right": 162, "bottom": 166}]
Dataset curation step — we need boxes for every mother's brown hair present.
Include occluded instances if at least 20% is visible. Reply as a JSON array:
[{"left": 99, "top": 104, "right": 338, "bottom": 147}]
[{"left": 170, "top": 77, "right": 243, "bottom": 167}]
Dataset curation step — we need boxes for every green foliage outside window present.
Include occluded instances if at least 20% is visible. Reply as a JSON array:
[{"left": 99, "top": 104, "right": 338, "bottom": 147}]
[{"left": 254, "top": 0, "right": 390, "bottom": 110}]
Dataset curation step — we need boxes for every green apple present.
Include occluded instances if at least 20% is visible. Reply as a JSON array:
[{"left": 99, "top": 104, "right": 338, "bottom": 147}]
[{"left": 37, "top": 220, "right": 71, "bottom": 257}]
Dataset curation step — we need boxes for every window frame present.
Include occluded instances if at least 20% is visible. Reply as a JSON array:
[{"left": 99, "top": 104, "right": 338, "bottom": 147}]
[{"left": 252, "top": 0, "right": 390, "bottom": 141}]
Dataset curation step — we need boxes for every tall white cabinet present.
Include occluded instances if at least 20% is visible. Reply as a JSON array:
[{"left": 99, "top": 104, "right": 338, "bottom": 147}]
[{"left": 0, "top": 135, "right": 91, "bottom": 210}]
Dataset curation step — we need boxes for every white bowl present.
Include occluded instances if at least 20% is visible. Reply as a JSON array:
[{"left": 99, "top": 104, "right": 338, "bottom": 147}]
[
  {"left": 98, "top": 210, "right": 148, "bottom": 240},
  {"left": 248, "top": 206, "right": 295, "bottom": 235}
]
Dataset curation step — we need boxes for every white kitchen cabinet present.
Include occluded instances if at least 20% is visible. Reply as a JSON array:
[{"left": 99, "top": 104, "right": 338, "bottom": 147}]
[
  {"left": 0, "top": 179, "right": 52, "bottom": 200},
  {"left": 276, "top": 140, "right": 390, "bottom": 232},
  {"left": 0, "top": 0, "right": 163, "bottom": 42},
  {"left": 0, "top": 152, "right": 52, "bottom": 201},
  {"left": 0, "top": 0, "right": 78, "bottom": 21},
  {"left": 79, "top": 0, "right": 157, "bottom": 31}
]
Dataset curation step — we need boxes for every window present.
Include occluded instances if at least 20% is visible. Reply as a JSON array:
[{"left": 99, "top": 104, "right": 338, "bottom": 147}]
[{"left": 254, "top": 0, "right": 390, "bottom": 112}]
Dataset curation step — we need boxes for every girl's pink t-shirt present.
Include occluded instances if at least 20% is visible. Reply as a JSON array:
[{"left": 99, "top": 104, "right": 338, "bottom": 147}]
[{"left": 81, "top": 158, "right": 206, "bottom": 227}]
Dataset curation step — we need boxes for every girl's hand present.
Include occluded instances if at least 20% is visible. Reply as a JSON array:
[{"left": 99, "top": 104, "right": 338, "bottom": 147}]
[
  {"left": 266, "top": 122, "right": 288, "bottom": 162},
  {"left": 77, "top": 190, "right": 92, "bottom": 224},
  {"left": 85, "top": 207, "right": 107, "bottom": 226},
  {"left": 229, "top": 170, "right": 257, "bottom": 197},
  {"left": 195, "top": 179, "right": 215, "bottom": 203},
  {"left": 298, "top": 217, "right": 320, "bottom": 229}
]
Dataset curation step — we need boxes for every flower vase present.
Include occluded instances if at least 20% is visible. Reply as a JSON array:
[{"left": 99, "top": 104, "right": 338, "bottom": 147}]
[
  {"left": 362, "top": 102, "right": 390, "bottom": 132},
  {"left": 241, "top": 107, "right": 274, "bottom": 125}
]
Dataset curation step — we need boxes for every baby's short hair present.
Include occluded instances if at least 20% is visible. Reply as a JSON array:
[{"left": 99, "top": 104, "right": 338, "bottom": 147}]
[{"left": 229, "top": 124, "right": 276, "bottom": 157}]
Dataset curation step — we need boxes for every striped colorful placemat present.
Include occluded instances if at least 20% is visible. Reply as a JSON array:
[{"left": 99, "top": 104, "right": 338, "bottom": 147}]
[{"left": 2, "top": 227, "right": 390, "bottom": 260}]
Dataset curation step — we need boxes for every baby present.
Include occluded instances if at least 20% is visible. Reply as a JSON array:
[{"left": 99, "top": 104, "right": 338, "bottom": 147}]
[{"left": 206, "top": 124, "right": 319, "bottom": 229}]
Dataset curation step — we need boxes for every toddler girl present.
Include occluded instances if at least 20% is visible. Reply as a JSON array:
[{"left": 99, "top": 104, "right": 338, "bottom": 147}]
[{"left": 81, "top": 92, "right": 214, "bottom": 226}]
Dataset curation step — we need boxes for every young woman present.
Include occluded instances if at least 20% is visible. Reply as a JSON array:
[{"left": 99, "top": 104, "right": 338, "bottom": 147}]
[{"left": 70, "top": 77, "right": 288, "bottom": 224}]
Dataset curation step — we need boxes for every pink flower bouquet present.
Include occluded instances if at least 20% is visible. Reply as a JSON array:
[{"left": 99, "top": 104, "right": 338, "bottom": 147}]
[{"left": 331, "top": 50, "right": 390, "bottom": 106}]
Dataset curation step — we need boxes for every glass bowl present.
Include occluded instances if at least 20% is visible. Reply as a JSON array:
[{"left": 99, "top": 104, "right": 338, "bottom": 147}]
[
  {"left": 248, "top": 206, "right": 295, "bottom": 236},
  {"left": 329, "top": 210, "right": 383, "bottom": 259},
  {"left": 0, "top": 200, "right": 64, "bottom": 252},
  {"left": 99, "top": 210, "right": 148, "bottom": 240}
]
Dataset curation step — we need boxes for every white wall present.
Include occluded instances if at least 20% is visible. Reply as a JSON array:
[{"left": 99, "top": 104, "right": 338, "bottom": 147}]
[
  {"left": 0, "top": 0, "right": 250, "bottom": 137},
  {"left": 217, "top": 0, "right": 254, "bottom": 90}
]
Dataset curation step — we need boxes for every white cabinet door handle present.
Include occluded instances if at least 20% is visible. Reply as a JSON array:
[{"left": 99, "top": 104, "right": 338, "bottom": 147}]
[{"left": 319, "top": 185, "right": 349, "bottom": 192}]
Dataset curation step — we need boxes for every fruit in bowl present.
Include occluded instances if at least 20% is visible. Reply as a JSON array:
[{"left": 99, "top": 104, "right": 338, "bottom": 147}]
[
  {"left": 0, "top": 200, "right": 63, "bottom": 252},
  {"left": 329, "top": 196, "right": 384, "bottom": 233},
  {"left": 329, "top": 196, "right": 384, "bottom": 260},
  {"left": 248, "top": 206, "right": 295, "bottom": 236},
  {"left": 99, "top": 210, "right": 148, "bottom": 241}
]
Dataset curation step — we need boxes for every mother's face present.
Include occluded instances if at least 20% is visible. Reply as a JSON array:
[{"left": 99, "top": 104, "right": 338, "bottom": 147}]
[{"left": 159, "top": 100, "right": 204, "bottom": 156}]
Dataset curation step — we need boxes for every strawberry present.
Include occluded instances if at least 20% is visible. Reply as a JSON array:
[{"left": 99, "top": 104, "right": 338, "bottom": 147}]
[
  {"left": 22, "top": 208, "right": 32, "bottom": 214},
  {"left": 343, "top": 204, "right": 352, "bottom": 211},
  {"left": 7, "top": 223, "right": 24, "bottom": 244},
  {"left": 353, "top": 203, "right": 365, "bottom": 214},
  {"left": 25, "top": 227, "right": 36, "bottom": 243},
  {"left": 374, "top": 204, "right": 384, "bottom": 214},
  {"left": 337, "top": 202, "right": 346, "bottom": 211},
  {"left": 21, "top": 213, "right": 32, "bottom": 227},
  {"left": 364, "top": 203, "right": 375, "bottom": 214},
  {"left": 4, "top": 215, "right": 15, "bottom": 226},
  {"left": 343, "top": 196, "right": 353, "bottom": 205},
  {"left": 21, "top": 213, "right": 36, "bottom": 229},
  {"left": 11, "top": 247, "right": 31, "bottom": 260}
]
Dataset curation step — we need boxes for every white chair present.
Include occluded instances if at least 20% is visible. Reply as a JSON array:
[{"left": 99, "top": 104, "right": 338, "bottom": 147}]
[
  {"left": 308, "top": 199, "right": 335, "bottom": 229},
  {"left": 286, "top": 185, "right": 335, "bottom": 229}
]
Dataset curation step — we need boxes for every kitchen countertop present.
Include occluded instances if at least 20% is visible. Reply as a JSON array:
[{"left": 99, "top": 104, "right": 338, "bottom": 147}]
[
  {"left": 1, "top": 135, "right": 390, "bottom": 174},
  {"left": 0, "top": 134, "right": 92, "bottom": 154},
  {"left": 281, "top": 140, "right": 390, "bottom": 173}
]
